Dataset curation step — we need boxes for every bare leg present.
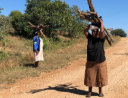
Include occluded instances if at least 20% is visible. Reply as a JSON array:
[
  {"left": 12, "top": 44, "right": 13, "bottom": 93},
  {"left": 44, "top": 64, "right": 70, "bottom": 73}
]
[
  {"left": 34, "top": 61, "right": 39, "bottom": 67},
  {"left": 86, "top": 87, "right": 92, "bottom": 97},
  {"left": 89, "top": 87, "right": 92, "bottom": 92},
  {"left": 99, "top": 87, "right": 104, "bottom": 97}
]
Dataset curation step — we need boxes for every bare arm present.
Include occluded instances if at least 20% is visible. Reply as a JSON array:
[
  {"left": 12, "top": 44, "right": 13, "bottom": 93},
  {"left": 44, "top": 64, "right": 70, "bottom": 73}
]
[
  {"left": 99, "top": 19, "right": 105, "bottom": 39},
  {"left": 84, "top": 25, "right": 90, "bottom": 38},
  {"left": 40, "top": 29, "right": 47, "bottom": 40}
]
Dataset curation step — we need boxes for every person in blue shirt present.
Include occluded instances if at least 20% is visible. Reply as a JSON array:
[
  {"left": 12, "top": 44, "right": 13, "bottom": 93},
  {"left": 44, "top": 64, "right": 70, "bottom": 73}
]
[
  {"left": 33, "top": 29, "right": 46, "bottom": 68},
  {"left": 33, "top": 32, "right": 40, "bottom": 52}
]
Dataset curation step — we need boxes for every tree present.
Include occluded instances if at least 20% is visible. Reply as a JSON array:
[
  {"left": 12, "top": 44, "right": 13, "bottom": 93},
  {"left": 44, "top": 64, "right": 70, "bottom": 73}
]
[
  {"left": 9, "top": 10, "right": 22, "bottom": 17},
  {"left": 68, "top": 5, "right": 88, "bottom": 37},
  {"left": 25, "top": 0, "right": 75, "bottom": 37},
  {"left": 10, "top": 0, "right": 88, "bottom": 38},
  {"left": 9, "top": 11, "right": 31, "bottom": 37},
  {"left": 9, "top": 11, "right": 23, "bottom": 34},
  {"left": 111, "top": 29, "right": 127, "bottom": 37},
  {"left": 0, "top": 15, "right": 12, "bottom": 40}
]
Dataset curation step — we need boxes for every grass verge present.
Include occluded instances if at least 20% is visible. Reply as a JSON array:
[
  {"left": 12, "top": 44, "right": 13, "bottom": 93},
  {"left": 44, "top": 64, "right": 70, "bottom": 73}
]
[{"left": 0, "top": 35, "right": 121, "bottom": 89}]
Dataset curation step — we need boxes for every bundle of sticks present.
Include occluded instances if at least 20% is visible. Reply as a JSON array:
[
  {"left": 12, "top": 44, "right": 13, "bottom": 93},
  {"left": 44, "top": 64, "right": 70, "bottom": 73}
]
[
  {"left": 77, "top": 0, "right": 114, "bottom": 46},
  {"left": 27, "top": 22, "right": 48, "bottom": 40},
  {"left": 28, "top": 22, "right": 49, "bottom": 30},
  {"left": 27, "top": 22, "right": 49, "bottom": 32}
]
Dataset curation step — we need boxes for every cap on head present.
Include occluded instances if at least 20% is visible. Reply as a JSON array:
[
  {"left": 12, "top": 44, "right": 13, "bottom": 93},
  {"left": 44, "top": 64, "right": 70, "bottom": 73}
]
[
  {"left": 99, "top": 16, "right": 103, "bottom": 21},
  {"left": 34, "top": 29, "right": 40, "bottom": 34}
]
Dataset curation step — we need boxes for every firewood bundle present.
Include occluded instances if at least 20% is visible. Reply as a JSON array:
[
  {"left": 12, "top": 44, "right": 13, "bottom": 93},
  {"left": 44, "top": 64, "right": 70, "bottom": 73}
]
[
  {"left": 28, "top": 22, "right": 49, "bottom": 32},
  {"left": 77, "top": 0, "right": 114, "bottom": 46}
]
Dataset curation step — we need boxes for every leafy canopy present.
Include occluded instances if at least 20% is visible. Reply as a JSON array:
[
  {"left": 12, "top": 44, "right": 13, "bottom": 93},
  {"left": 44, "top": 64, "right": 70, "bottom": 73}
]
[{"left": 111, "top": 29, "right": 127, "bottom": 37}]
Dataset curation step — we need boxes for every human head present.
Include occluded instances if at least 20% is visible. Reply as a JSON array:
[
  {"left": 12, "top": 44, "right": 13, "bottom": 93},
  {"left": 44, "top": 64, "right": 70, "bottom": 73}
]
[
  {"left": 92, "top": 29, "right": 99, "bottom": 38},
  {"left": 35, "top": 29, "right": 41, "bottom": 37}
]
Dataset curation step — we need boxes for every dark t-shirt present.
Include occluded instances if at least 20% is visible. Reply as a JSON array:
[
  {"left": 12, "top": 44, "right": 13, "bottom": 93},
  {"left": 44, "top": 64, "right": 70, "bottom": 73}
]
[{"left": 87, "top": 33, "right": 106, "bottom": 63}]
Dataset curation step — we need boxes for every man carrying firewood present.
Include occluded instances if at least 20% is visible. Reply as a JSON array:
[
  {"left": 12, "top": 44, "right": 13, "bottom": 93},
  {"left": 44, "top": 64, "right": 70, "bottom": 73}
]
[{"left": 84, "top": 18, "right": 108, "bottom": 97}]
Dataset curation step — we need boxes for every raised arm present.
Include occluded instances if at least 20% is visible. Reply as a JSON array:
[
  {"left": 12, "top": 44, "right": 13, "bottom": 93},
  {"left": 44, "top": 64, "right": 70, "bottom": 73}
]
[
  {"left": 99, "top": 19, "right": 105, "bottom": 39},
  {"left": 40, "top": 29, "right": 47, "bottom": 40},
  {"left": 84, "top": 25, "right": 90, "bottom": 38}
]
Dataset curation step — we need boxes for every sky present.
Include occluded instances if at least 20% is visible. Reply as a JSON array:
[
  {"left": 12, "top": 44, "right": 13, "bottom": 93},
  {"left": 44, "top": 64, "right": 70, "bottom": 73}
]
[{"left": 0, "top": 0, "right": 128, "bottom": 35}]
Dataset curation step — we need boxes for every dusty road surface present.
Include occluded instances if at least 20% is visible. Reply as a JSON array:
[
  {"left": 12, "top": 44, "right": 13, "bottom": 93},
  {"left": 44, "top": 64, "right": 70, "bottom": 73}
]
[{"left": 0, "top": 38, "right": 128, "bottom": 98}]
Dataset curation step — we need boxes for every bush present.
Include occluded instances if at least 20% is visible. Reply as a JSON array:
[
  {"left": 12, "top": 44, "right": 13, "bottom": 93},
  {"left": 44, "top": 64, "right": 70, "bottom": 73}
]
[
  {"left": 0, "top": 15, "right": 12, "bottom": 40},
  {"left": 111, "top": 29, "right": 127, "bottom": 37},
  {"left": 42, "top": 38, "right": 48, "bottom": 49}
]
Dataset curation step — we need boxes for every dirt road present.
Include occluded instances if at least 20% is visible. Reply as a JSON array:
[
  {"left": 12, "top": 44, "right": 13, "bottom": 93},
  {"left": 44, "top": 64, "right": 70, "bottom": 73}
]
[{"left": 0, "top": 38, "right": 128, "bottom": 98}]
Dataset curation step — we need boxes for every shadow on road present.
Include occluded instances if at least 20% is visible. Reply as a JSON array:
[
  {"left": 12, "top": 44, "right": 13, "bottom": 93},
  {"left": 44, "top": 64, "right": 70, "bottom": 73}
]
[
  {"left": 24, "top": 63, "right": 35, "bottom": 67},
  {"left": 29, "top": 83, "right": 98, "bottom": 96}
]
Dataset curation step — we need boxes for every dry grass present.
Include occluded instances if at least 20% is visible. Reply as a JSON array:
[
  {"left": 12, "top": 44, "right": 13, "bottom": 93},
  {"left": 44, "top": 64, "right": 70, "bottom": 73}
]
[
  {"left": 0, "top": 34, "right": 121, "bottom": 89},
  {"left": 104, "top": 36, "right": 121, "bottom": 48},
  {"left": 41, "top": 38, "right": 87, "bottom": 72}
]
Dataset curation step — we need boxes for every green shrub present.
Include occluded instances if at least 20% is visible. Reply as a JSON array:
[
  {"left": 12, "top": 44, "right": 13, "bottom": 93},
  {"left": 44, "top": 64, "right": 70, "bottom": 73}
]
[
  {"left": 111, "top": 29, "right": 127, "bottom": 37},
  {"left": 42, "top": 38, "right": 48, "bottom": 49},
  {"left": 0, "top": 15, "right": 12, "bottom": 40},
  {"left": 0, "top": 51, "right": 12, "bottom": 61}
]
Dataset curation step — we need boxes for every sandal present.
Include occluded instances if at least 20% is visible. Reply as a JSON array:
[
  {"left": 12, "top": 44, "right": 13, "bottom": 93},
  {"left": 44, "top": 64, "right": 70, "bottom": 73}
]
[
  {"left": 86, "top": 92, "right": 91, "bottom": 97},
  {"left": 99, "top": 93, "right": 104, "bottom": 97}
]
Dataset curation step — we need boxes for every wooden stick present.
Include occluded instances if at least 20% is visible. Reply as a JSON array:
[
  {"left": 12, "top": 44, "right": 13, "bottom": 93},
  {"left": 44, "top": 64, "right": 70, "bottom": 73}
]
[
  {"left": 28, "top": 22, "right": 48, "bottom": 40},
  {"left": 104, "top": 27, "right": 114, "bottom": 42},
  {"left": 105, "top": 35, "right": 112, "bottom": 46},
  {"left": 28, "top": 22, "right": 49, "bottom": 30},
  {"left": 76, "top": 0, "right": 114, "bottom": 46},
  {"left": 87, "top": 0, "right": 95, "bottom": 12},
  {"left": 28, "top": 22, "right": 38, "bottom": 28}
]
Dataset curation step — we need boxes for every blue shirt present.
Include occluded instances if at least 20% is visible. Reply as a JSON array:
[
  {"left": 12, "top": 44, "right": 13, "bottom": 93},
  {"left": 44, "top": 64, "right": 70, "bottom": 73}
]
[{"left": 33, "top": 35, "right": 40, "bottom": 51}]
